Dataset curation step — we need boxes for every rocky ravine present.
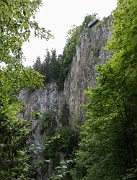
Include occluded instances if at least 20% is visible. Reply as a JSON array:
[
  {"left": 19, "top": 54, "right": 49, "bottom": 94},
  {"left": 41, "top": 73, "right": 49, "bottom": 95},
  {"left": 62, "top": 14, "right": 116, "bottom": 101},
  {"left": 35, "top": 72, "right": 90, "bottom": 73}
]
[{"left": 19, "top": 15, "right": 112, "bottom": 179}]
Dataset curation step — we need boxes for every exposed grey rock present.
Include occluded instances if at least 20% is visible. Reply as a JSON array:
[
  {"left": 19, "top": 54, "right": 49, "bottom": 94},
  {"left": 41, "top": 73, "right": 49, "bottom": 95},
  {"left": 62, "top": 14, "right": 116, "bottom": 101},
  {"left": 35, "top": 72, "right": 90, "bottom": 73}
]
[
  {"left": 19, "top": 15, "right": 112, "bottom": 179},
  {"left": 64, "top": 15, "right": 112, "bottom": 124}
]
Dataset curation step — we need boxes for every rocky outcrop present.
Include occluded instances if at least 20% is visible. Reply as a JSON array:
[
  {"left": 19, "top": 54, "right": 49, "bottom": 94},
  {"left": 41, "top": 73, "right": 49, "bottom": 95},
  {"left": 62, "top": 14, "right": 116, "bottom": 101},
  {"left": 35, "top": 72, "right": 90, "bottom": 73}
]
[
  {"left": 19, "top": 15, "right": 112, "bottom": 179},
  {"left": 20, "top": 15, "right": 112, "bottom": 127},
  {"left": 19, "top": 83, "right": 61, "bottom": 147},
  {"left": 19, "top": 84, "right": 62, "bottom": 179},
  {"left": 64, "top": 16, "right": 112, "bottom": 124}
]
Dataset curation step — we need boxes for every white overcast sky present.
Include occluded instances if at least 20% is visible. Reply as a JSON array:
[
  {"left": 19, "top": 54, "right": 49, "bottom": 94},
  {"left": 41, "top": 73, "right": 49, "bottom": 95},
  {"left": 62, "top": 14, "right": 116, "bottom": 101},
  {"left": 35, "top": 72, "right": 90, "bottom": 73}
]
[{"left": 22, "top": 0, "right": 118, "bottom": 67}]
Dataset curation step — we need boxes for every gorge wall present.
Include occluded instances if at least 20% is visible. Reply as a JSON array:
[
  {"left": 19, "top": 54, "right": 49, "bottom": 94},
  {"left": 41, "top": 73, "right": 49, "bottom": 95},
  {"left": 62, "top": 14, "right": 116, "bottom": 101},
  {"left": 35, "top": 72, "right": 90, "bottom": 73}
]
[
  {"left": 64, "top": 16, "right": 112, "bottom": 124},
  {"left": 19, "top": 15, "right": 112, "bottom": 179}
]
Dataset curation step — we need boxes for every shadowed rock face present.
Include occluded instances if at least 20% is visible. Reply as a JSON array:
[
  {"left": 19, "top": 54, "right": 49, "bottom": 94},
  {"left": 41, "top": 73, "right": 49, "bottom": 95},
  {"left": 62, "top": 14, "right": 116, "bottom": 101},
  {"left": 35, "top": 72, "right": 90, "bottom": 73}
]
[
  {"left": 20, "top": 16, "right": 112, "bottom": 125},
  {"left": 19, "top": 15, "right": 112, "bottom": 179},
  {"left": 64, "top": 15, "right": 112, "bottom": 124}
]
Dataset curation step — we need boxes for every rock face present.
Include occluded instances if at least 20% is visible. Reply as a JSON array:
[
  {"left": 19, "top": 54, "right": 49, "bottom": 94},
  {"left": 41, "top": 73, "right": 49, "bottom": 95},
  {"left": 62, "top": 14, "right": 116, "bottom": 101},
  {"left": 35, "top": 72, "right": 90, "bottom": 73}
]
[
  {"left": 19, "top": 84, "right": 62, "bottom": 179},
  {"left": 64, "top": 16, "right": 112, "bottom": 124},
  {"left": 19, "top": 15, "right": 112, "bottom": 179},
  {"left": 19, "top": 83, "right": 59, "bottom": 118}
]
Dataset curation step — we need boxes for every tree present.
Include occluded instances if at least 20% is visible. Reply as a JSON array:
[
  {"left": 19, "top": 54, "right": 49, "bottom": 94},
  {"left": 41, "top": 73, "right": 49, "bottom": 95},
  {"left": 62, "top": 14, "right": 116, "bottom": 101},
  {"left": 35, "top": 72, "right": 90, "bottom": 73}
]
[
  {"left": 0, "top": 0, "right": 51, "bottom": 178},
  {"left": 72, "top": 0, "right": 137, "bottom": 179},
  {"left": 33, "top": 56, "right": 42, "bottom": 73},
  {"left": 59, "top": 14, "right": 96, "bottom": 88},
  {"left": 33, "top": 49, "right": 63, "bottom": 88},
  {"left": 41, "top": 49, "right": 51, "bottom": 83},
  {"left": 32, "top": 14, "right": 96, "bottom": 90},
  {"left": 0, "top": 0, "right": 52, "bottom": 64}
]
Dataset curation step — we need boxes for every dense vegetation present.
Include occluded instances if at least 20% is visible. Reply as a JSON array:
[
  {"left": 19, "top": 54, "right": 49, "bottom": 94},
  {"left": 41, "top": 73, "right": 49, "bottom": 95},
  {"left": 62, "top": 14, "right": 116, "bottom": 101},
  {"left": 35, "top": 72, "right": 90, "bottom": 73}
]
[
  {"left": 33, "top": 14, "right": 96, "bottom": 90},
  {"left": 72, "top": 0, "right": 137, "bottom": 179},
  {"left": 34, "top": 2, "right": 137, "bottom": 179},
  {"left": 34, "top": 108, "right": 79, "bottom": 179},
  {"left": 1, "top": 0, "right": 137, "bottom": 179},
  {"left": 0, "top": 0, "right": 51, "bottom": 179}
]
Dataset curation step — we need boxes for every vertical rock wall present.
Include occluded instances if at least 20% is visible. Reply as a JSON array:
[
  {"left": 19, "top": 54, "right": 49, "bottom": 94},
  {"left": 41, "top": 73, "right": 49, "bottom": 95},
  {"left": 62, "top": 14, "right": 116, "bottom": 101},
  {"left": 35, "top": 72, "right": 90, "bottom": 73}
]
[
  {"left": 20, "top": 15, "right": 112, "bottom": 128},
  {"left": 19, "top": 15, "right": 112, "bottom": 179},
  {"left": 64, "top": 16, "right": 112, "bottom": 124}
]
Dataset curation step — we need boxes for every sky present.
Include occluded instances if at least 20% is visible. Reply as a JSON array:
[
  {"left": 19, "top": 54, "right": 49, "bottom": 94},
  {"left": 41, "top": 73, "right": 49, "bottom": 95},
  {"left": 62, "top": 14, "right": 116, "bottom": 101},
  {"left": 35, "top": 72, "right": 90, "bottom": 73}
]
[{"left": 22, "top": 0, "right": 118, "bottom": 67}]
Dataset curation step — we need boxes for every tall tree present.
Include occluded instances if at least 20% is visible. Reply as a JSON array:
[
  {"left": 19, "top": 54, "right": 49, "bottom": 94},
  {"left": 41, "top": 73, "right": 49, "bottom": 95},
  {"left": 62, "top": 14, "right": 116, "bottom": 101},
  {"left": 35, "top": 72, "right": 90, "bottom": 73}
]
[
  {"left": 0, "top": 0, "right": 51, "bottom": 178},
  {"left": 73, "top": 0, "right": 137, "bottom": 179},
  {"left": 33, "top": 56, "right": 42, "bottom": 73},
  {"left": 0, "top": 0, "right": 51, "bottom": 64}
]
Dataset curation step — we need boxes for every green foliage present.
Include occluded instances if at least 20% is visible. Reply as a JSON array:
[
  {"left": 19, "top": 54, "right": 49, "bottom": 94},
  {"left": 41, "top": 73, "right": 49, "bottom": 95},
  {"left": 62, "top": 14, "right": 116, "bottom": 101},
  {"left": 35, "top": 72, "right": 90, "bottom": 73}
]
[
  {"left": 0, "top": 97, "right": 34, "bottom": 179},
  {"left": 72, "top": 0, "right": 137, "bottom": 179},
  {"left": 0, "top": 0, "right": 51, "bottom": 178},
  {"left": 92, "top": 47, "right": 100, "bottom": 57},
  {"left": 51, "top": 160, "right": 73, "bottom": 180},
  {"left": 41, "top": 110, "right": 56, "bottom": 135},
  {"left": 0, "top": 0, "right": 52, "bottom": 64},
  {"left": 59, "top": 14, "right": 96, "bottom": 84},
  {"left": 33, "top": 56, "right": 42, "bottom": 73},
  {"left": 60, "top": 102, "right": 70, "bottom": 126},
  {"left": 42, "top": 126, "right": 79, "bottom": 179},
  {"left": 0, "top": 60, "right": 44, "bottom": 179},
  {"left": 34, "top": 105, "right": 80, "bottom": 179},
  {"left": 33, "top": 49, "right": 63, "bottom": 89},
  {"left": 95, "top": 17, "right": 107, "bottom": 27},
  {"left": 33, "top": 14, "right": 96, "bottom": 90},
  {"left": 43, "top": 127, "right": 79, "bottom": 160}
]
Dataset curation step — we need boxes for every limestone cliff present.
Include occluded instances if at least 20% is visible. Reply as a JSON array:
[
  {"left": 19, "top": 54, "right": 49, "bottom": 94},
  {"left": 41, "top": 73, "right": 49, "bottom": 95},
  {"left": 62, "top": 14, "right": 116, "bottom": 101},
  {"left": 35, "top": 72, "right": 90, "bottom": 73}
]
[
  {"left": 19, "top": 15, "right": 112, "bottom": 179},
  {"left": 64, "top": 15, "right": 112, "bottom": 125}
]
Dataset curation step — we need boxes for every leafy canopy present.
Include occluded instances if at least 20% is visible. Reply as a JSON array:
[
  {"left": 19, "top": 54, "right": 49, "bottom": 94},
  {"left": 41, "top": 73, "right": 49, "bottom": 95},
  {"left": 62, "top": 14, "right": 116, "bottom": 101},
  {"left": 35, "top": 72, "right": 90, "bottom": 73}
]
[
  {"left": 0, "top": 0, "right": 51, "bottom": 178},
  {"left": 0, "top": 0, "right": 52, "bottom": 64},
  {"left": 72, "top": 0, "right": 137, "bottom": 179}
]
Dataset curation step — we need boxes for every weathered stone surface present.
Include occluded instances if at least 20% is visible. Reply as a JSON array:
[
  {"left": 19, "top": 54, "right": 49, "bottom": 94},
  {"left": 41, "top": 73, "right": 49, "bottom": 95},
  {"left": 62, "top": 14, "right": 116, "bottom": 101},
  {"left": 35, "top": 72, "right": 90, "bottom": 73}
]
[
  {"left": 20, "top": 15, "right": 112, "bottom": 127},
  {"left": 64, "top": 16, "right": 112, "bottom": 124},
  {"left": 19, "top": 16, "right": 112, "bottom": 179}
]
